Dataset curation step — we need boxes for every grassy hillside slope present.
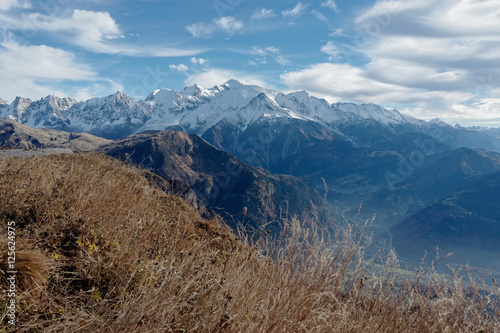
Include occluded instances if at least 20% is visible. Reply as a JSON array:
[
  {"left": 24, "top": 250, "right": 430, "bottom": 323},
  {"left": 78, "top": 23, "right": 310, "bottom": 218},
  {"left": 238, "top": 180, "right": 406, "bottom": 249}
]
[
  {"left": 0, "top": 153, "right": 498, "bottom": 332},
  {"left": 0, "top": 118, "right": 111, "bottom": 151}
]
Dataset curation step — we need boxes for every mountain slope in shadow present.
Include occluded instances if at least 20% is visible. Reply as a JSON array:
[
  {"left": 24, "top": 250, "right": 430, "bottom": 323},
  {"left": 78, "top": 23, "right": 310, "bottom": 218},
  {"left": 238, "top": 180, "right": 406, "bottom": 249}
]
[{"left": 99, "top": 130, "right": 330, "bottom": 232}]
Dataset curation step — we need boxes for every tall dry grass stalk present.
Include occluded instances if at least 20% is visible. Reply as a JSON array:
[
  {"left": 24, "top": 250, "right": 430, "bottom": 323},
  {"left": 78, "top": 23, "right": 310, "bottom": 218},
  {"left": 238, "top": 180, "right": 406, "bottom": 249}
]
[
  {"left": 0, "top": 239, "right": 52, "bottom": 296},
  {"left": 0, "top": 153, "right": 498, "bottom": 332}
]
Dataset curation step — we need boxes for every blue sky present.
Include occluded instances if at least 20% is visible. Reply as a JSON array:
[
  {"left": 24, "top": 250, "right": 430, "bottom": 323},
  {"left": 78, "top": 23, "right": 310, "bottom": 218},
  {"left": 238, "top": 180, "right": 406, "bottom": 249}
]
[{"left": 1, "top": 0, "right": 500, "bottom": 126}]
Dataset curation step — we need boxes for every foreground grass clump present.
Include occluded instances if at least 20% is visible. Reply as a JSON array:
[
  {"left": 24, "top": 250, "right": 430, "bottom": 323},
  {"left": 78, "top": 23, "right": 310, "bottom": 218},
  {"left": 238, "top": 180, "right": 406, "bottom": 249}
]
[{"left": 0, "top": 153, "right": 499, "bottom": 332}]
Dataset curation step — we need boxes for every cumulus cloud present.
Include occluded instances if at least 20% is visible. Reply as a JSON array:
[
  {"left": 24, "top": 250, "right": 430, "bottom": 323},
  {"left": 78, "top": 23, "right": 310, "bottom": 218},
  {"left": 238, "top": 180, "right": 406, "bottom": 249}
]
[
  {"left": 282, "top": 2, "right": 309, "bottom": 18},
  {"left": 251, "top": 8, "right": 276, "bottom": 21},
  {"left": 453, "top": 98, "right": 500, "bottom": 122},
  {"left": 186, "top": 22, "right": 216, "bottom": 39},
  {"left": 187, "top": 16, "right": 243, "bottom": 38},
  {"left": 22, "top": 9, "right": 123, "bottom": 52},
  {"left": 169, "top": 64, "right": 189, "bottom": 72},
  {"left": 214, "top": 16, "right": 243, "bottom": 35},
  {"left": 282, "top": 63, "right": 404, "bottom": 102},
  {"left": 283, "top": 0, "right": 500, "bottom": 124},
  {"left": 275, "top": 55, "right": 290, "bottom": 66},
  {"left": 251, "top": 46, "right": 279, "bottom": 56},
  {"left": 190, "top": 57, "right": 207, "bottom": 65},
  {"left": 0, "top": 39, "right": 101, "bottom": 100},
  {"left": 281, "top": 62, "right": 473, "bottom": 116},
  {"left": 321, "top": 41, "right": 341, "bottom": 61},
  {"left": 6, "top": 9, "right": 203, "bottom": 57}
]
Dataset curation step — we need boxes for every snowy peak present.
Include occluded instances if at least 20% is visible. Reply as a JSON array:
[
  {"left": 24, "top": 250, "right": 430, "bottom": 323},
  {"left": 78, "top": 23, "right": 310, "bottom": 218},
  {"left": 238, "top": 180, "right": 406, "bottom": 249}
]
[
  {"left": 244, "top": 92, "right": 309, "bottom": 122},
  {"left": 275, "top": 91, "right": 335, "bottom": 121},
  {"left": 429, "top": 118, "right": 450, "bottom": 127},
  {"left": 0, "top": 98, "right": 8, "bottom": 106},
  {"left": 4, "top": 97, "right": 33, "bottom": 122},
  {"left": 21, "top": 95, "right": 78, "bottom": 128},
  {"left": 65, "top": 92, "right": 154, "bottom": 133},
  {"left": 334, "top": 103, "right": 408, "bottom": 125},
  {"left": 285, "top": 90, "right": 315, "bottom": 105},
  {"left": 180, "top": 84, "right": 208, "bottom": 101},
  {"left": 222, "top": 79, "right": 245, "bottom": 88},
  {"left": 146, "top": 88, "right": 182, "bottom": 111},
  {"left": 140, "top": 81, "right": 274, "bottom": 134},
  {"left": 0, "top": 79, "right": 469, "bottom": 141},
  {"left": 248, "top": 92, "right": 279, "bottom": 110},
  {"left": 13, "top": 96, "right": 33, "bottom": 108},
  {"left": 39, "top": 95, "right": 78, "bottom": 111},
  {"left": 85, "top": 91, "right": 136, "bottom": 106}
]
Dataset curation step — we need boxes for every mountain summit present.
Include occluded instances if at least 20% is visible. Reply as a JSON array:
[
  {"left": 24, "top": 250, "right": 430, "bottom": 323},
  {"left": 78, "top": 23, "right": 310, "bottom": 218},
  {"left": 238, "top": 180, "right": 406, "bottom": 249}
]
[
  {"left": 1, "top": 80, "right": 500, "bottom": 152},
  {"left": 0, "top": 80, "right": 416, "bottom": 137}
]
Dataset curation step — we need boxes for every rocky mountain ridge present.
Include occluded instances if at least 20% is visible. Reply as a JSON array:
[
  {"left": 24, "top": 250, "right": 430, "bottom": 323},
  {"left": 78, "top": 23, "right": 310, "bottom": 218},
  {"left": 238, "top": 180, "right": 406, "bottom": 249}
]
[{"left": 3, "top": 80, "right": 500, "bottom": 153}]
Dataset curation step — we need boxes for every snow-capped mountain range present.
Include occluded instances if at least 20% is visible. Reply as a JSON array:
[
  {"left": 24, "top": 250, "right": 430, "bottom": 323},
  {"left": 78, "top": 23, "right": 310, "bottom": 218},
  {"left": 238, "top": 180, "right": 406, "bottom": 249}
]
[
  {"left": 0, "top": 80, "right": 417, "bottom": 135},
  {"left": 140, "top": 79, "right": 425, "bottom": 134},
  {"left": 1, "top": 79, "right": 499, "bottom": 151}
]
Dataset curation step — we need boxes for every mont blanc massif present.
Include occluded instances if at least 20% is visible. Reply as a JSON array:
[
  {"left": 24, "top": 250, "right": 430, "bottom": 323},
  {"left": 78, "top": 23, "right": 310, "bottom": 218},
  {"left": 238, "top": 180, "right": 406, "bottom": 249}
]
[{"left": 2, "top": 80, "right": 500, "bottom": 272}]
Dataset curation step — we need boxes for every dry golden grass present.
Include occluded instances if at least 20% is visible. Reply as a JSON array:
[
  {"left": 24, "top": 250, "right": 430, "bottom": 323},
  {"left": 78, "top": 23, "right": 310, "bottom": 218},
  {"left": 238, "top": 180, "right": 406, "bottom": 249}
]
[
  {"left": 0, "top": 239, "right": 52, "bottom": 296},
  {"left": 0, "top": 153, "right": 498, "bottom": 332}
]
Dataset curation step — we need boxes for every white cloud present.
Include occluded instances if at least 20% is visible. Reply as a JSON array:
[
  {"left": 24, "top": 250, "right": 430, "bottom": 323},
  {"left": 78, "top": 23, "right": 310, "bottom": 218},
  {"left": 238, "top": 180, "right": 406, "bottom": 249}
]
[
  {"left": 185, "top": 68, "right": 270, "bottom": 89},
  {"left": 356, "top": 0, "right": 500, "bottom": 120},
  {"left": 190, "top": 57, "right": 207, "bottom": 65},
  {"left": 282, "top": 2, "right": 309, "bottom": 18},
  {"left": 452, "top": 99, "right": 500, "bottom": 120},
  {"left": 328, "top": 28, "right": 347, "bottom": 37},
  {"left": 281, "top": 61, "right": 500, "bottom": 125},
  {"left": 275, "top": 55, "right": 290, "bottom": 66},
  {"left": 281, "top": 63, "right": 400, "bottom": 103},
  {"left": 187, "top": 16, "right": 243, "bottom": 39},
  {"left": 114, "top": 46, "right": 204, "bottom": 57},
  {"left": 252, "top": 8, "right": 276, "bottom": 20},
  {"left": 169, "top": 64, "right": 189, "bottom": 72},
  {"left": 0, "top": 0, "right": 30, "bottom": 11},
  {"left": 186, "top": 22, "right": 216, "bottom": 39},
  {"left": 251, "top": 46, "right": 279, "bottom": 56},
  {"left": 311, "top": 9, "right": 329, "bottom": 24},
  {"left": 249, "top": 46, "right": 288, "bottom": 66},
  {"left": 0, "top": 41, "right": 95, "bottom": 81},
  {"left": 23, "top": 10, "right": 123, "bottom": 52},
  {"left": 321, "top": 41, "right": 341, "bottom": 61},
  {"left": 356, "top": 0, "right": 500, "bottom": 40},
  {"left": 281, "top": 62, "right": 472, "bottom": 115},
  {"left": 321, "top": 0, "right": 338, "bottom": 12},
  {"left": 11, "top": 10, "right": 203, "bottom": 57},
  {"left": 214, "top": 16, "right": 243, "bottom": 35},
  {"left": 281, "top": 0, "right": 500, "bottom": 125},
  {"left": 0, "top": 40, "right": 100, "bottom": 100}
]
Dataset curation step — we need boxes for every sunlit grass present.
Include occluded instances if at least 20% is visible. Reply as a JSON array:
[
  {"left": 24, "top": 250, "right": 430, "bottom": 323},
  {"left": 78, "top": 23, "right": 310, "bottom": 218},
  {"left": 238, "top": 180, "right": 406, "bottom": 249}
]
[{"left": 0, "top": 153, "right": 498, "bottom": 332}]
